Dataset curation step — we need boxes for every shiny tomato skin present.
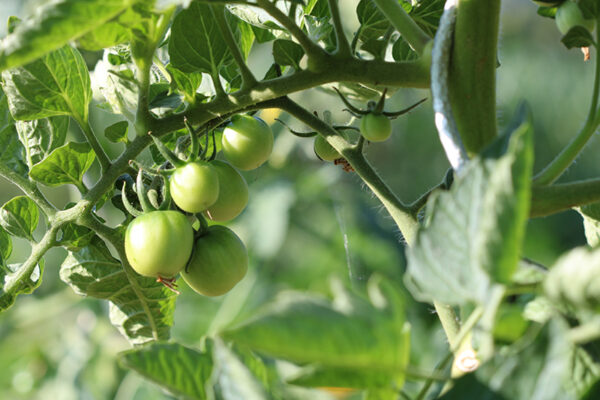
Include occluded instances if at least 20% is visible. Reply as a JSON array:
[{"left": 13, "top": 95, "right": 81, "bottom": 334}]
[
  {"left": 360, "top": 113, "right": 392, "bottom": 142},
  {"left": 181, "top": 225, "right": 248, "bottom": 297},
  {"left": 314, "top": 135, "right": 340, "bottom": 161},
  {"left": 204, "top": 160, "right": 249, "bottom": 221},
  {"left": 170, "top": 161, "right": 219, "bottom": 213},
  {"left": 222, "top": 114, "right": 274, "bottom": 171},
  {"left": 556, "top": 1, "right": 595, "bottom": 34},
  {"left": 124, "top": 210, "right": 194, "bottom": 278}
]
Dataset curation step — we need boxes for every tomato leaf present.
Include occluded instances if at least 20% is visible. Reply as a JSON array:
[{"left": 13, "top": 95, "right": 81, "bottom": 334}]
[
  {"left": 405, "top": 104, "right": 534, "bottom": 305},
  {"left": 0, "top": 0, "right": 134, "bottom": 71},
  {"left": 29, "top": 142, "right": 95, "bottom": 188},
  {"left": 437, "top": 374, "right": 505, "bottom": 399},
  {"left": 16, "top": 116, "right": 69, "bottom": 168},
  {"left": 167, "top": 64, "right": 203, "bottom": 104},
  {"left": 0, "top": 88, "right": 29, "bottom": 178},
  {"left": 2, "top": 46, "right": 92, "bottom": 123},
  {"left": 561, "top": 26, "right": 596, "bottom": 49},
  {"left": 118, "top": 342, "right": 214, "bottom": 399},
  {"left": 577, "top": 202, "right": 600, "bottom": 247},
  {"left": 0, "top": 227, "right": 12, "bottom": 267},
  {"left": 60, "top": 237, "right": 178, "bottom": 345},
  {"left": 0, "top": 196, "right": 39, "bottom": 241},
  {"left": 0, "top": 258, "right": 44, "bottom": 311},
  {"left": 272, "top": 39, "right": 305, "bottom": 70},
  {"left": 104, "top": 121, "right": 130, "bottom": 144}
]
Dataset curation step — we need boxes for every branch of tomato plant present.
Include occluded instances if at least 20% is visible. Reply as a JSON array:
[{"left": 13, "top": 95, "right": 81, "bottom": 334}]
[
  {"left": 77, "top": 212, "right": 163, "bottom": 341},
  {"left": 275, "top": 96, "right": 421, "bottom": 245},
  {"left": 372, "top": 0, "right": 431, "bottom": 56},
  {"left": 73, "top": 115, "right": 112, "bottom": 173},
  {"left": 211, "top": 4, "right": 257, "bottom": 89},
  {"left": 0, "top": 162, "right": 56, "bottom": 218},
  {"left": 255, "top": 0, "right": 329, "bottom": 63},
  {"left": 533, "top": 24, "right": 600, "bottom": 185},
  {"left": 530, "top": 177, "right": 600, "bottom": 217},
  {"left": 327, "top": 0, "right": 352, "bottom": 57}
]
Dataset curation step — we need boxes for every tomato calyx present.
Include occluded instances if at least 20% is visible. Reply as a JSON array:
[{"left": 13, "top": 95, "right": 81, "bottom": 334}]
[{"left": 156, "top": 275, "right": 181, "bottom": 294}]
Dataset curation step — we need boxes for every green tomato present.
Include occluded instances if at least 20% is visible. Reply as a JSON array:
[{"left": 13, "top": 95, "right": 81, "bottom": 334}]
[
  {"left": 181, "top": 225, "right": 248, "bottom": 297},
  {"left": 170, "top": 161, "right": 219, "bottom": 213},
  {"left": 204, "top": 160, "right": 249, "bottom": 221},
  {"left": 360, "top": 113, "right": 392, "bottom": 142},
  {"left": 314, "top": 135, "right": 340, "bottom": 161},
  {"left": 222, "top": 114, "right": 274, "bottom": 171},
  {"left": 556, "top": 1, "right": 595, "bottom": 35},
  {"left": 124, "top": 210, "right": 194, "bottom": 278}
]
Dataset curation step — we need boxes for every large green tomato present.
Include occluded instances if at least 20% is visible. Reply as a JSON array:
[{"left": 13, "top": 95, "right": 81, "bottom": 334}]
[
  {"left": 314, "top": 135, "right": 340, "bottom": 161},
  {"left": 360, "top": 113, "right": 392, "bottom": 142},
  {"left": 204, "top": 160, "right": 249, "bottom": 221},
  {"left": 181, "top": 225, "right": 248, "bottom": 297},
  {"left": 124, "top": 211, "right": 194, "bottom": 278},
  {"left": 170, "top": 161, "right": 219, "bottom": 213},
  {"left": 222, "top": 114, "right": 274, "bottom": 171},
  {"left": 556, "top": 1, "right": 595, "bottom": 35}
]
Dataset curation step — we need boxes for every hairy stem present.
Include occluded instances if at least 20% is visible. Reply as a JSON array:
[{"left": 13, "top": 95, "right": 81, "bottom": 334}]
[
  {"left": 372, "top": 0, "right": 431, "bottom": 55},
  {"left": 530, "top": 178, "right": 600, "bottom": 217}
]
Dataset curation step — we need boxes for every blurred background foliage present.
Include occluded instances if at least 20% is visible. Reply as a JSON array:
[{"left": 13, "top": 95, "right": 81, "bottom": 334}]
[{"left": 0, "top": 0, "right": 597, "bottom": 398}]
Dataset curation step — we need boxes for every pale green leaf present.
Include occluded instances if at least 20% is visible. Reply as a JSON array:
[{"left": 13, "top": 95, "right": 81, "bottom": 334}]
[
  {"left": 60, "top": 237, "right": 177, "bottom": 344},
  {"left": 2, "top": 46, "right": 92, "bottom": 122},
  {"left": 405, "top": 107, "right": 534, "bottom": 305},
  {"left": 0, "top": 196, "right": 39, "bottom": 240},
  {"left": 0, "top": 87, "right": 28, "bottom": 177},
  {"left": 119, "top": 342, "right": 213, "bottom": 399},
  {"left": 16, "top": 116, "right": 69, "bottom": 167},
  {"left": 578, "top": 203, "right": 600, "bottom": 247},
  {"left": 0, "top": 259, "right": 44, "bottom": 311},
  {"left": 0, "top": 0, "right": 134, "bottom": 71},
  {"left": 29, "top": 141, "right": 95, "bottom": 188},
  {"left": 0, "top": 228, "right": 12, "bottom": 266}
]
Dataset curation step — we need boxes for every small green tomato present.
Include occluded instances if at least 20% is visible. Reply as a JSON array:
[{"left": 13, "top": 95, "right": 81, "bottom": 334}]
[
  {"left": 555, "top": 1, "right": 595, "bottom": 35},
  {"left": 313, "top": 135, "right": 340, "bottom": 161},
  {"left": 222, "top": 114, "right": 274, "bottom": 171},
  {"left": 204, "top": 160, "right": 249, "bottom": 221},
  {"left": 170, "top": 162, "right": 219, "bottom": 213},
  {"left": 360, "top": 113, "right": 392, "bottom": 142}
]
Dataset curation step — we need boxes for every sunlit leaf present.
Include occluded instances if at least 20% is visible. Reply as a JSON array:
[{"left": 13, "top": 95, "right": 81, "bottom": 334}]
[
  {"left": 0, "top": 196, "right": 39, "bottom": 240},
  {"left": 29, "top": 142, "right": 95, "bottom": 188}
]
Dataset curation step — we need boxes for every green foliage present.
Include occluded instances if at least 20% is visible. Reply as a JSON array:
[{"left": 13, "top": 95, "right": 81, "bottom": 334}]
[
  {"left": 0, "top": 196, "right": 39, "bottom": 241},
  {"left": 272, "top": 39, "right": 305, "bottom": 70}
]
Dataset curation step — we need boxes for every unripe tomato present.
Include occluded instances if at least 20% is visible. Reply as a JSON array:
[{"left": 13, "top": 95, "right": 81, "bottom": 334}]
[
  {"left": 170, "top": 161, "right": 219, "bottom": 213},
  {"left": 124, "top": 210, "right": 194, "bottom": 278},
  {"left": 222, "top": 114, "right": 274, "bottom": 170},
  {"left": 204, "top": 160, "right": 249, "bottom": 221},
  {"left": 182, "top": 225, "right": 248, "bottom": 297},
  {"left": 360, "top": 113, "right": 392, "bottom": 142},
  {"left": 555, "top": 1, "right": 595, "bottom": 35},
  {"left": 313, "top": 135, "right": 340, "bottom": 161}
]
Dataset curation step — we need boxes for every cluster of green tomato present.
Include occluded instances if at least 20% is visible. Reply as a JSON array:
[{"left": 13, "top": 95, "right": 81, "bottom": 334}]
[{"left": 123, "top": 114, "right": 273, "bottom": 296}]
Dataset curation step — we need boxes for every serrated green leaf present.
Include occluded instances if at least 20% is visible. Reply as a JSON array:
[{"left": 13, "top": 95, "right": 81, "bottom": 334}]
[
  {"left": 0, "top": 258, "right": 44, "bottom": 311},
  {"left": 438, "top": 374, "right": 505, "bottom": 399},
  {"left": 272, "top": 39, "right": 305, "bottom": 70},
  {"left": 60, "top": 237, "right": 177, "bottom": 344},
  {"left": 405, "top": 106, "right": 534, "bottom": 305},
  {"left": 16, "top": 116, "right": 69, "bottom": 168},
  {"left": 578, "top": 203, "right": 600, "bottom": 247},
  {"left": 0, "top": 196, "right": 39, "bottom": 240},
  {"left": 0, "top": 0, "right": 134, "bottom": 71},
  {"left": 561, "top": 26, "right": 596, "bottom": 49},
  {"left": 169, "top": 2, "right": 234, "bottom": 74},
  {"left": 29, "top": 141, "right": 95, "bottom": 188},
  {"left": 59, "top": 223, "right": 96, "bottom": 252},
  {"left": 544, "top": 246, "right": 600, "bottom": 311},
  {"left": 0, "top": 228, "right": 12, "bottom": 266},
  {"left": 2, "top": 45, "right": 92, "bottom": 123},
  {"left": 409, "top": 0, "right": 444, "bottom": 36},
  {"left": 0, "top": 124, "right": 29, "bottom": 178},
  {"left": 356, "top": 0, "right": 390, "bottom": 43},
  {"left": 119, "top": 342, "right": 213, "bottom": 399},
  {"left": 222, "top": 291, "right": 410, "bottom": 377},
  {"left": 167, "top": 64, "right": 202, "bottom": 104},
  {"left": 303, "top": 15, "right": 334, "bottom": 43},
  {"left": 104, "top": 121, "right": 130, "bottom": 144},
  {"left": 96, "top": 54, "right": 138, "bottom": 121}
]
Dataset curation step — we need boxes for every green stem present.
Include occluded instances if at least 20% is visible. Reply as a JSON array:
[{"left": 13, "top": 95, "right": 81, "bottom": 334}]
[
  {"left": 327, "top": 0, "right": 352, "bottom": 57},
  {"left": 0, "top": 163, "right": 56, "bottom": 217},
  {"left": 135, "top": 58, "right": 152, "bottom": 136},
  {"left": 277, "top": 97, "right": 419, "bottom": 245},
  {"left": 372, "top": 0, "right": 431, "bottom": 55},
  {"left": 211, "top": 4, "right": 257, "bottom": 89},
  {"left": 75, "top": 117, "right": 111, "bottom": 173},
  {"left": 534, "top": 26, "right": 600, "bottom": 185},
  {"left": 530, "top": 178, "right": 600, "bottom": 217},
  {"left": 153, "top": 56, "right": 171, "bottom": 83},
  {"left": 448, "top": 0, "right": 501, "bottom": 155}
]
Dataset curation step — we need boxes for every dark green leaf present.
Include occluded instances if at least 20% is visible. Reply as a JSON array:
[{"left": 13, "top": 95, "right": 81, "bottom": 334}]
[
  {"left": 392, "top": 36, "right": 419, "bottom": 62},
  {"left": 169, "top": 2, "right": 234, "bottom": 74},
  {"left": 0, "top": 228, "right": 12, "bottom": 266},
  {"left": 60, "top": 237, "right": 178, "bottom": 344},
  {"left": 303, "top": 15, "right": 334, "bottom": 43},
  {"left": 537, "top": 6, "right": 557, "bottom": 18},
  {"left": 409, "top": 0, "right": 444, "bottom": 36},
  {"left": 167, "top": 64, "right": 203, "bottom": 104},
  {"left": 104, "top": 121, "right": 130, "bottom": 144},
  {"left": 251, "top": 25, "right": 276, "bottom": 43},
  {"left": 16, "top": 116, "right": 69, "bottom": 167},
  {"left": 272, "top": 39, "right": 305, "bottom": 70},
  {"left": 360, "top": 37, "right": 388, "bottom": 60},
  {"left": 438, "top": 374, "right": 505, "bottom": 400},
  {"left": 29, "top": 141, "right": 95, "bottom": 188},
  {"left": 0, "top": 258, "right": 44, "bottom": 311},
  {"left": 0, "top": 196, "right": 39, "bottom": 240},
  {"left": 561, "top": 26, "right": 596, "bottom": 49},
  {"left": 578, "top": 202, "right": 600, "bottom": 247},
  {"left": 579, "top": 0, "right": 599, "bottom": 19},
  {"left": 227, "top": 11, "right": 254, "bottom": 60},
  {"left": 356, "top": 0, "right": 390, "bottom": 43},
  {"left": 2, "top": 46, "right": 92, "bottom": 122},
  {"left": 304, "top": 0, "right": 330, "bottom": 18},
  {"left": 406, "top": 106, "right": 534, "bottom": 305},
  {"left": 119, "top": 342, "right": 213, "bottom": 399},
  {"left": 0, "top": 0, "right": 133, "bottom": 71},
  {"left": 288, "top": 365, "right": 398, "bottom": 389},
  {"left": 0, "top": 124, "right": 29, "bottom": 178},
  {"left": 544, "top": 246, "right": 600, "bottom": 311},
  {"left": 59, "top": 223, "right": 96, "bottom": 252}
]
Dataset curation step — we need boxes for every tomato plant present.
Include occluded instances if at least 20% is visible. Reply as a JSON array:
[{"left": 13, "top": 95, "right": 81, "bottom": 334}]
[
  {"left": 1, "top": 0, "right": 600, "bottom": 399},
  {"left": 181, "top": 225, "right": 248, "bottom": 297}
]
